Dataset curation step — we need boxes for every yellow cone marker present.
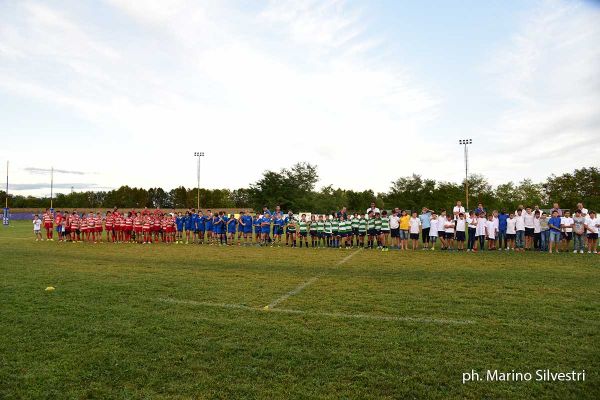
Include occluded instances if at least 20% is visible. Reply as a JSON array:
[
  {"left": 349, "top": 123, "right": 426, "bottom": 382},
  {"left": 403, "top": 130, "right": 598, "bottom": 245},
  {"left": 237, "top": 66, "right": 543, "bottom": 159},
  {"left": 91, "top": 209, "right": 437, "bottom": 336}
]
[{"left": 45, "top": 286, "right": 55, "bottom": 292}]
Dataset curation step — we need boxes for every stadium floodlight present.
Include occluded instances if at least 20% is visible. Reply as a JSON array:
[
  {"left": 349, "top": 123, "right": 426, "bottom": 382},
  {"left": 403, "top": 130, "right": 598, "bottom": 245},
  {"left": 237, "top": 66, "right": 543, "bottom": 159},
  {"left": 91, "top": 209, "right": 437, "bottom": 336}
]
[
  {"left": 458, "top": 139, "right": 473, "bottom": 210},
  {"left": 194, "top": 152, "right": 205, "bottom": 210}
]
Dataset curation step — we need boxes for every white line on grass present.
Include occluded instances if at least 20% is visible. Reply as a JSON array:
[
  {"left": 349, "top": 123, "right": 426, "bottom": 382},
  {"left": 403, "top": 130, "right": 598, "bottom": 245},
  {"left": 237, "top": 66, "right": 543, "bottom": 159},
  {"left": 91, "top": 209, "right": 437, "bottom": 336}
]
[
  {"left": 265, "top": 248, "right": 362, "bottom": 309},
  {"left": 158, "top": 297, "right": 474, "bottom": 325}
]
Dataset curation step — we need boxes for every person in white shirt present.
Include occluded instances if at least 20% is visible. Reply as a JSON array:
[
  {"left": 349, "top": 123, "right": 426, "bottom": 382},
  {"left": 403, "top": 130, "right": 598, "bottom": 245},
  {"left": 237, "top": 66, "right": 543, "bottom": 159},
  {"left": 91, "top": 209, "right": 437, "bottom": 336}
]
[
  {"left": 560, "top": 211, "right": 574, "bottom": 252},
  {"left": 444, "top": 215, "right": 455, "bottom": 250},
  {"left": 506, "top": 213, "right": 517, "bottom": 250},
  {"left": 429, "top": 214, "right": 438, "bottom": 251},
  {"left": 453, "top": 201, "right": 465, "bottom": 221},
  {"left": 533, "top": 211, "right": 542, "bottom": 250},
  {"left": 389, "top": 211, "right": 400, "bottom": 249},
  {"left": 455, "top": 213, "right": 467, "bottom": 251},
  {"left": 523, "top": 207, "right": 535, "bottom": 250},
  {"left": 492, "top": 210, "right": 500, "bottom": 251},
  {"left": 576, "top": 203, "right": 588, "bottom": 216},
  {"left": 33, "top": 215, "right": 42, "bottom": 241},
  {"left": 466, "top": 211, "right": 477, "bottom": 251},
  {"left": 409, "top": 212, "right": 421, "bottom": 250},
  {"left": 485, "top": 214, "right": 497, "bottom": 250},
  {"left": 474, "top": 211, "right": 487, "bottom": 251},
  {"left": 366, "top": 202, "right": 380, "bottom": 215},
  {"left": 584, "top": 211, "right": 599, "bottom": 253},
  {"left": 514, "top": 209, "right": 526, "bottom": 251}
]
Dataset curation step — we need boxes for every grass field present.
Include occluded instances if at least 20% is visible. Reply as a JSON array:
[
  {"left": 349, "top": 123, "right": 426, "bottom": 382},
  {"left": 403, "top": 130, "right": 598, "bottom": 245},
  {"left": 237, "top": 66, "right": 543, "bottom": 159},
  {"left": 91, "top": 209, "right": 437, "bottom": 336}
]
[{"left": 1, "top": 221, "right": 599, "bottom": 399}]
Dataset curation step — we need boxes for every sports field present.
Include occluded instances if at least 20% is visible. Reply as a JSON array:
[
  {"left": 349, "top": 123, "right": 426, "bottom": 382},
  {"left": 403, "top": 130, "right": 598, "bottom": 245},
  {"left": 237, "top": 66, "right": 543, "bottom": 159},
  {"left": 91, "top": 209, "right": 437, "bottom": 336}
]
[{"left": 1, "top": 221, "right": 598, "bottom": 399}]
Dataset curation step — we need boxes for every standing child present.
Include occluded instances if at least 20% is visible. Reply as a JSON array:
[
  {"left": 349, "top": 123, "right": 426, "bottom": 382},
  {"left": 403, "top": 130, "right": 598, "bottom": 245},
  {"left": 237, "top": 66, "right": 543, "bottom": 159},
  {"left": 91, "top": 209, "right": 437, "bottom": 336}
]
[
  {"left": 515, "top": 209, "right": 525, "bottom": 252},
  {"left": 444, "top": 215, "right": 455, "bottom": 250},
  {"left": 43, "top": 209, "right": 54, "bottom": 241},
  {"left": 506, "top": 213, "right": 516, "bottom": 251},
  {"left": 437, "top": 210, "right": 447, "bottom": 250},
  {"left": 584, "top": 211, "right": 598, "bottom": 253},
  {"left": 398, "top": 210, "right": 410, "bottom": 250},
  {"left": 309, "top": 215, "right": 318, "bottom": 248},
  {"left": 572, "top": 209, "right": 585, "bottom": 254},
  {"left": 428, "top": 213, "right": 438, "bottom": 250},
  {"left": 380, "top": 211, "right": 390, "bottom": 251},
  {"left": 548, "top": 210, "right": 563, "bottom": 253},
  {"left": 227, "top": 214, "right": 237, "bottom": 245},
  {"left": 467, "top": 211, "right": 477, "bottom": 251},
  {"left": 455, "top": 213, "right": 466, "bottom": 251},
  {"left": 408, "top": 212, "right": 421, "bottom": 250},
  {"left": 298, "top": 214, "right": 309, "bottom": 248},
  {"left": 485, "top": 214, "right": 496, "bottom": 250},
  {"left": 33, "top": 214, "right": 42, "bottom": 241},
  {"left": 357, "top": 214, "right": 366, "bottom": 248},
  {"left": 560, "top": 211, "right": 573, "bottom": 252}
]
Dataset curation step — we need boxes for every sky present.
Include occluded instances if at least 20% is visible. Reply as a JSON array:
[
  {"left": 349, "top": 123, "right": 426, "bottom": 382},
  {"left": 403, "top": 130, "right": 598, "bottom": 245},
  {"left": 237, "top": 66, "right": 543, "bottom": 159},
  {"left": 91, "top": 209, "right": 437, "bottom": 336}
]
[{"left": 1, "top": 0, "right": 599, "bottom": 197}]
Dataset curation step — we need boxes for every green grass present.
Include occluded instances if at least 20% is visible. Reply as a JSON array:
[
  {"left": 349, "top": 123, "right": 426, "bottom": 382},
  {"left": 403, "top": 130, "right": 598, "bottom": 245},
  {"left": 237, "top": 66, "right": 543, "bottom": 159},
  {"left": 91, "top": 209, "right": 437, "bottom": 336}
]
[{"left": 1, "top": 222, "right": 599, "bottom": 399}]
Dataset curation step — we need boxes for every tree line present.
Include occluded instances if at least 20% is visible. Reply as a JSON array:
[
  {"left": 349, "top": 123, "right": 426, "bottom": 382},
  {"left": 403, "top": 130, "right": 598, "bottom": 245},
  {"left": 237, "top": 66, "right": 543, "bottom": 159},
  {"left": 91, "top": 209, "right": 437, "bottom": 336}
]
[{"left": 3, "top": 163, "right": 599, "bottom": 213}]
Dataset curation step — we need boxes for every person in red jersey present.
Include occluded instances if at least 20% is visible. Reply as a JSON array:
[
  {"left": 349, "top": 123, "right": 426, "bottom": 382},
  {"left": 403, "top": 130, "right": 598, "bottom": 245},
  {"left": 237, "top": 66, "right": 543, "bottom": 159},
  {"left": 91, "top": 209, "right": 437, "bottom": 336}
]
[
  {"left": 70, "top": 212, "right": 81, "bottom": 242},
  {"left": 43, "top": 209, "right": 54, "bottom": 240},
  {"left": 95, "top": 212, "right": 103, "bottom": 243},
  {"left": 124, "top": 212, "right": 134, "bottom": 242},
  {"left": 54, "top": 211, "right": 63, "bottom": 241},
  {"left": 153, "top": 215, "right": 162, "bottom": 243},
  {"left": 114, "top": 213, "right": 124, "bottom": 242},
  {"left": 168, "top": 214, "right": 176, "bottom": 243},
  {"left": 134, "top": 212, "right": 143, "bottom": 243},
  {"left": 86, "top": 212, "right": 96, "bottom": 242},
  {"left": 104, "top": 211, "right": 114, "bottom": 242},
  {"left": 62, "top": 211, "right": 70, "bottom": 241},
  {"left": 142, "top": 215, "right": 152, "bottom": 243},
  {"left": 80, "top": 214, "right": 89, "bottom": 242},
  {"left": 161, "top": 215, "right": 169, "bottom": 243}
]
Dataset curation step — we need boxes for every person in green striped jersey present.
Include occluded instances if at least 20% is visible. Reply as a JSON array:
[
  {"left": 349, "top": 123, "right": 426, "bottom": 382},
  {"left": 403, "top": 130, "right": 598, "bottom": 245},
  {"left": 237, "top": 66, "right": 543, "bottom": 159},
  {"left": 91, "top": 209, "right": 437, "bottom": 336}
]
[
  {"left": 309, "top": 214, "right": 318, "bottom": 248},
  {"left": 367, "top": 211, "right": 376, "bottom": 249},
  {"left": 331, "top": 215, "right": 340, "bottom": 248},
  {"left": 316, "top": 215, "right": 325, "bottom": 248},
  {"left": 351, "top": 213, "right": 360, "bottom": 247},
  {"left": 358, "top": 214, "right": 367, "bottom": 248},
  {"left": 380, "top": 210, "right": 391, "bottom": 251},
  {"left": 285, "top": 212, "right": 297, "bottom": 247},
  {"left": 374, "top": 212, "right": 383, "bottom": 249},
  {"left": 324, "top": 216, "right": 333, "bottom": 248},
  {"left": 298, "top": 214, "right": 309, "bottom": 248}
]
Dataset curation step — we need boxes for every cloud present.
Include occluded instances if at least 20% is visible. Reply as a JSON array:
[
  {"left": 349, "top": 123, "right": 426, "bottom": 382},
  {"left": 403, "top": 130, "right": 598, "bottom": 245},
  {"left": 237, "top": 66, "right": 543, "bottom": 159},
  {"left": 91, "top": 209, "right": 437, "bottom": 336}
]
[
  {"left": 9, "top": 183, "right": 101, "bottom": 191},
  {"left": 481, "top": 0, "right": 600, "bottom": 183},
  {"left": 24, "top": 167, "right": 89, "bottom": 175}
]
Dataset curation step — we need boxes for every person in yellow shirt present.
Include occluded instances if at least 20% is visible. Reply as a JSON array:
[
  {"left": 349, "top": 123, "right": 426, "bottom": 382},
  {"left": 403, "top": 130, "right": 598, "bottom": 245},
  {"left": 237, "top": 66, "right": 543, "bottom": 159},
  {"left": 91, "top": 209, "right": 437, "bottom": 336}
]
[{"left": 399, "top": 210, "right": 410, "bottom": 250}]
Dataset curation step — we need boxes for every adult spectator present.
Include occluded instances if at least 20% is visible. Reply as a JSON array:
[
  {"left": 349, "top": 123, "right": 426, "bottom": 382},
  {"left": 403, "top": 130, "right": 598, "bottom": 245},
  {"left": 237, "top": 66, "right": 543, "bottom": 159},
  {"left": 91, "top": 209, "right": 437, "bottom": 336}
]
[
  {"left": 337, "top": 207, "right": 348, "bottom": 220},
  {"left": 262, "top": 206, "right": 271, "bottom": 216},
  {"left": 366, "top": 202, "right": 380, "bottom": 215},
  {"left": 576, "top": 203, "right": 588, "bottom": 216},
  {"left": 550, "top": 203, "right": 563, "bottom": 217},
  {"left": 475, "top": 203, "right": 486, "bottom": 215},
  {"left": 419, "top": 207, "right": 432, "bottom": 249},
  {"left": 453, "top": 201, "right": 465, "bottom": 220}
]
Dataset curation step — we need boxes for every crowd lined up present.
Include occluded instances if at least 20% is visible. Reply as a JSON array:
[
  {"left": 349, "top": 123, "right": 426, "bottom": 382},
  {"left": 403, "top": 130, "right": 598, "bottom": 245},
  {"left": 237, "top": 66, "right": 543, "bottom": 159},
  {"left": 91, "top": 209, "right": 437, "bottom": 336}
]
[{"left": 31, "top": 200, "right": 600, "bottom": 254}]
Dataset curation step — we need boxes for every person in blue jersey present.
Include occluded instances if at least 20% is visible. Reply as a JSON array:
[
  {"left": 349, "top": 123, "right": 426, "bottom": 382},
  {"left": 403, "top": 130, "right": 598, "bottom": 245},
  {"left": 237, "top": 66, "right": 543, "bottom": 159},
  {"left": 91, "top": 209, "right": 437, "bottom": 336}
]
[
  {"left": 253, "top": 212, "right": 262, "bottom": 245},
  {"left": 189, "top": 209, "right": 198, "bottom": 243},
  {"left": 205, "top": 210, "right": 213, "bottom": 244},
  {"left": 241, "top": 212, "right": 253, "bottom": 246},
  {"left": 272, "top": 212, "right": 285, "bottom": 246},
  {"left": 214, "top": 212, "right": 225, "bottom": 245},
  {"left": 184, "top": 211, "right": 194, "bottom": 244},
  {"left": 260, "top": 212, "right": 272, "bottom": 245},
  {"left": 227, "top": 213, "right": 237, "bottom": 245},
  {"left": 175, "top": 212, "right": 185, "bottom": 244},
  {"left": 497, "top": 209, "right": 508, "bottom": 250},
  {"left": 196, "top": 211, "right": 206, "bottom": 244},
  {"left": 236, "top": 212, "right": 245, "bottom": 245}
]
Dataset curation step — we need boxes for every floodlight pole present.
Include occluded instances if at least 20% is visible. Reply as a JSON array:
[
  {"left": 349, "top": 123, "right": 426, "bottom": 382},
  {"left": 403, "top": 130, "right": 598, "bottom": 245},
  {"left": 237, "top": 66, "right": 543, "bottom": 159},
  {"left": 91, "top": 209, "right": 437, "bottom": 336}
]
[
  {"left": 458, "top": 139, "right": 472, "bottom": 211},
  {"left": 194, "top": 152, "right": 205, "bottom": 210}
]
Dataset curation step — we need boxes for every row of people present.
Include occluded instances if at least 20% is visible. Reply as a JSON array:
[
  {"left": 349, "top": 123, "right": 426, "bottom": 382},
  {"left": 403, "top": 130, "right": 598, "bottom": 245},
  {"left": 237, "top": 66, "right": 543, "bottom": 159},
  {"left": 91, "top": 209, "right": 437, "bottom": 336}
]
[{"left": 32, "top": 206, "right": 600, "bottom": 253}]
